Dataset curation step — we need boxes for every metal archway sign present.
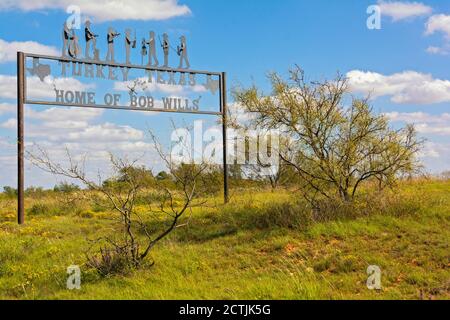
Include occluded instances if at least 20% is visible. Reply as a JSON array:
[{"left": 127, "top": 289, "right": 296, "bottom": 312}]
[{"left": 16, "top": 22, "right": 228, "bottom": 224}]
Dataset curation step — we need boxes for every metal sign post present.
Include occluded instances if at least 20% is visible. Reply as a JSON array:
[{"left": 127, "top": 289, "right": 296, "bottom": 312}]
[
  {"left": 220, "top": 72, "right": 229, "bottom": 203},
  {"left": 16, "top": 22, "right": 229, "bottom": 224},
  {"left": 17, "top": 52, "right": 25, "bottom": 225}
]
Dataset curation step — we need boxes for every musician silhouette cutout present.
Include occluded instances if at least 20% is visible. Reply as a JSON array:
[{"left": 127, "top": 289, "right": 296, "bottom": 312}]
[
  {"left": 177, "top": 35, "right": 190, "bottom": 69},
  {"left": 125, "top": 28, "right": 136, "bottom": 65},
  {"left": 68, "top": 30, "right": 80, "bottom": 58},
  {"left": 62, "top": 22, "right": 72, "bottom": 57},
  {"left": 146, "top": 31, "right": 158, "bottom": 66},
  {"left": 105, "top": 27, "right": 120, "bottom": 62},
  {"left": 161, "top": 33, "right": 170, "bottom": 67},
  {"left": 84, "top": 20, "right": 98, "bottom": 60},
  {"left": 59, "top": 23, "right": 195, "bottom": 69},
  {"left": 140, "top": 38, "right": 147, "bottom": 65}
]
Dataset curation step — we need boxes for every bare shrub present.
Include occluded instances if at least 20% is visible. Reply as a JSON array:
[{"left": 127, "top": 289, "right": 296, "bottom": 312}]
[{"left": 27, "top": 131, "right": 211, "bottom": 275}]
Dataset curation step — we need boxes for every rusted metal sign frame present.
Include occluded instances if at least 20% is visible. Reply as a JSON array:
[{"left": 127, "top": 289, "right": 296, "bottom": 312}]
[
  {"left": 23, "top": 52, "right": 223, "bottom": 115},
  {"left": 16, "top": 51, "right": 228, "bottom": 224}
]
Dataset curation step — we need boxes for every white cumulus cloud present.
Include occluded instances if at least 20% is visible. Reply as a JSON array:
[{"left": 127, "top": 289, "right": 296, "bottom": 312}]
[
  {"left": 0, "top": 39, "right": 58, "bottom": 63},
  {"left": 385, "top": 111, "right": 450, "bottom": 124},
  {"left": 415, "top": 123, "right": 450, "bottom": 136},
  {"left": 385, "top": 112, "right": 450, "bottom": 136},
  {"left": 426, "top": 46, "right": 449, "bottom": 55},
  {"left": 26, "top": 106, "right": 103, "bottom": 122},
  {"left": 0, "top": 0, "right": 191, "bottom": 22},
  {"left": 65, "top": 122, "right": 144, "bottom": 142},
  {"left": 425, "top": 14, "right": 450, "bottom": 39},
  {"left": 0, "top": 74, "right": 95, "bottom": 99},
  {"left": 0, "top": 102, "right": 15, "bottom": 115},
  {"left": 378, "top": 1, "right": 432, "bottom": 21},
  {"left": 418, "top": 142, "right": 450, "bottom": 174},
  {"left": 0, "top": 118, "right": 16, "bottom": 129},
  {"left": 0, "top": 104, "right": 160, "bottom": 189},
  {"left": 347, "top": 70, "right": 450, "bottom": 104}
]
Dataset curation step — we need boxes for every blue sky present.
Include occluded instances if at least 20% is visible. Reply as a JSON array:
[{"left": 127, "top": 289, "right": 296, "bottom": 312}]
[{"left": 0, "top": 0, "right": 449, "bottom": 187}]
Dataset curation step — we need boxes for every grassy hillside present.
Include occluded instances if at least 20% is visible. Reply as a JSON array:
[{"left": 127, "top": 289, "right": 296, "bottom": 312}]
[{"left": 0, "top": 179, "right": 449, "bottom": 299}]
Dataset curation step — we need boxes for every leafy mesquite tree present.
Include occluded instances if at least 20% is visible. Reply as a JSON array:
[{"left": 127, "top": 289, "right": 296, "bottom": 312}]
[{"left": 234, "top": 67, "right": 422, "bottom": 205}]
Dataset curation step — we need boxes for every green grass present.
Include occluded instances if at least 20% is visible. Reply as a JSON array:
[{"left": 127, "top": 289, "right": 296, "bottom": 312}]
[{"left": 0, "top": 180, "right": 449, "bottom": 300}]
